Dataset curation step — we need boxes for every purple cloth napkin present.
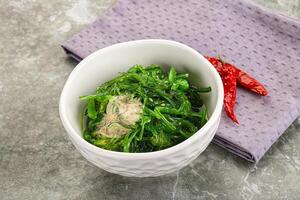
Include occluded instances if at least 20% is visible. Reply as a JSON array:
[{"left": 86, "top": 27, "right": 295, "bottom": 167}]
[{"left": 62, "top": 0, "right": 300, "bottom": 162}]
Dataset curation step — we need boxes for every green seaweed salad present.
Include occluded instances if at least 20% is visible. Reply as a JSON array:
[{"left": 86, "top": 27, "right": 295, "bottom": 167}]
[{"left": 80, "top": 64, "right": 211, "bottom": 153}]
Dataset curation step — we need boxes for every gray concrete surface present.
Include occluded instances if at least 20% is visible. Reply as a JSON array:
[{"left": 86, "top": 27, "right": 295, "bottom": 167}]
[{"left": 1, "top": 0, "right": 300, "bottom": 199}]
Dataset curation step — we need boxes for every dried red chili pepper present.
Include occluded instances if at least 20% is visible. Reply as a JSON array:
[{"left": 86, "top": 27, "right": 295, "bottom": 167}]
[
  {"left": 227, "top": 63, "right": 268, "bottom": 96},
  {"left": 222, "top": 63, "right": 239, "bottom": 123},
  {"left": 205, "top": 56, "right": 239, "bottom": 123},
  {"left": 205, "top": 56, "right": 268, "bottom": 123},
  {"left": 205, "top": 56, "right": 268, "bottom": 96}
]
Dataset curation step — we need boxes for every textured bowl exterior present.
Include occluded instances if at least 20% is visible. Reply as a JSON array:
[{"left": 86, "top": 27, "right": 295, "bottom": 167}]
[
  {"left": 59, "top": 40, "right": 223, "bottom": 177},
  {"left": 70, "top": 117, "right": 220, "bottom": 177}
]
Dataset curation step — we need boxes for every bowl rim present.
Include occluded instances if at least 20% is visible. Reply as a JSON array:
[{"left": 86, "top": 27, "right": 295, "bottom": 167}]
[{"left": 59, "top": 39, "right": 224, "bottom": 159}]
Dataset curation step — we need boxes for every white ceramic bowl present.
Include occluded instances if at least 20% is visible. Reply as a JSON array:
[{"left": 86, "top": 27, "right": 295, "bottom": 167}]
[{"left": 59, "top": 40, "right": 223, "bottom": 177}]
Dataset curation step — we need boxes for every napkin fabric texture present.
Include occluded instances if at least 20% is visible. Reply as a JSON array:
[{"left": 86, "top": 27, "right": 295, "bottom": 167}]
[{"left": 62, "top": 0, "right": 300, "bottom": 162}]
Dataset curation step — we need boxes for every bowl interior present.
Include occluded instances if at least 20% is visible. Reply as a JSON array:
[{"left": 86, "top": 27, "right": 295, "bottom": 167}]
[{"left": 60, "top": 40, "right": 221, "bottom": 140}]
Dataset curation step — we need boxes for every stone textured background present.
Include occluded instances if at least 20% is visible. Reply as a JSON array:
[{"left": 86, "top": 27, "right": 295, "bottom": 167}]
[
  {"left": 253, "top": 0, "right": 300, "bottom": 18},
  {"left": 0, "top": 0, "right": 299, "bottom": 199}
]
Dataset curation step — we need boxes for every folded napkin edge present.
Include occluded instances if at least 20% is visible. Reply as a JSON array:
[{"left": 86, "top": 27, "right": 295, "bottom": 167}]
[
  {"left": 213, "top": 136, "right": 255, "bottom": 162},
  {"left": 61, "top": 45, "right": 82, "bottom": 62}
]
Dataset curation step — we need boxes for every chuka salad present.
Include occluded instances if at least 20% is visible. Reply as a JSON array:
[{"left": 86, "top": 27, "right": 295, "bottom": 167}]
[{"left": 80, "top": 64, "right": 211, "bottom": 152}]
